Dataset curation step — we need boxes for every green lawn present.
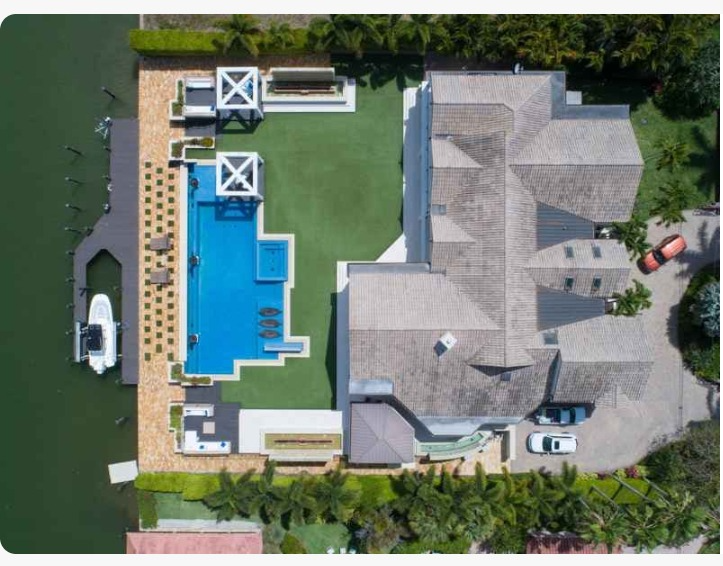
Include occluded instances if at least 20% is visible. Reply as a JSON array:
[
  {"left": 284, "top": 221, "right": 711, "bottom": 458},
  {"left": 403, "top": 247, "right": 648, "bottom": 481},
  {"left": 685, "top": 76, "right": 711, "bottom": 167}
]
[
  {"left": 196, "top": 56, "right": 422, "bottom": 409},
  {"left": 154, "top": 492, "right": 218, "bottom": 520},
  {"left": 567, "top": 77, "right": 718, "bottom": 219},
  {"left": 289, "top": 523, "right": 352, "bottom": 554}
]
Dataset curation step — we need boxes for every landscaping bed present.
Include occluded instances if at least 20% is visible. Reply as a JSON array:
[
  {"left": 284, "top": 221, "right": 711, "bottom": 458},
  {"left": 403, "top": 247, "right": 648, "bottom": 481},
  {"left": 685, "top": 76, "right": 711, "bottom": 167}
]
[{"left": 678, "top": 262, "right": 720, "bottom": 383}]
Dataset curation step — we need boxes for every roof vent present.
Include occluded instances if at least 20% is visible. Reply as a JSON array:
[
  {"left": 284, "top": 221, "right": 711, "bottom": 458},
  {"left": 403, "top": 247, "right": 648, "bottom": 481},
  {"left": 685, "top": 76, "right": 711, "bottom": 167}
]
[
  {"left": 512, "top": 62, "right": 524, "bottom": 75},
  {"left": 431, "top": 204, "right": 447, "bottom": 216},
  {"left": 434, "top": 332, "right": 457, "bottom": 357},
  {"left": 501, "top": 371, "right": 512, "bottom": 382}
]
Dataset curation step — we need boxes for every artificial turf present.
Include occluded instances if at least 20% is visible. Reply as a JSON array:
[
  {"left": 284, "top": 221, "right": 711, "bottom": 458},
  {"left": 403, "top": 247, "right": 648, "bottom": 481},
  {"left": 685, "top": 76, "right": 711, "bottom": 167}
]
[{"left": 202, "top": 57, "right": 422, "bottom": 409}]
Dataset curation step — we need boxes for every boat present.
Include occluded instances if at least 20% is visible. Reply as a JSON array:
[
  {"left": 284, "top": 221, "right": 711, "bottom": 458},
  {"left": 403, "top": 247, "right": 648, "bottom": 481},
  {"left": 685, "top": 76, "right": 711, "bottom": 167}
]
[
  {"left": 87, "top": 294, "right": 117, "bottom": 375},
  {"left": 259, "top": 329, "right": 280, "bottom": 339},
  {"left": 259, "top": 318, "right": 280, "bottom": 328},
  {"left": 259, "top": 307, "right": 281, "bottom": 317}
]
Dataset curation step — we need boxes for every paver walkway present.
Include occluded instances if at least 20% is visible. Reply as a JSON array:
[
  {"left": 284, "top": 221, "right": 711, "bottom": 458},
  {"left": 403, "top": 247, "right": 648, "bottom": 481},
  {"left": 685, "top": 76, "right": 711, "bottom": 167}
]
[{"left": 512, "top": 211, "right": 720, "bottom": 473}]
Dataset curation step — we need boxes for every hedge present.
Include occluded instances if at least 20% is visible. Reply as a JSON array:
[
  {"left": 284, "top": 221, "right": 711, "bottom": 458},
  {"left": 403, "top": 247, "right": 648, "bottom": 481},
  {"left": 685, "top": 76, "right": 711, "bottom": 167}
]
[
  {"left": 137, "top": 491, "right": 158, "bottom": 529},
  {"left": 129, "top": 28, "right": 311, "bottom": 57},
  {"left": 130, "top": 30, "right": 223, "bottom": 56},
  {"left": 392, "top": 538, "right": 471, "bottom": 554}
]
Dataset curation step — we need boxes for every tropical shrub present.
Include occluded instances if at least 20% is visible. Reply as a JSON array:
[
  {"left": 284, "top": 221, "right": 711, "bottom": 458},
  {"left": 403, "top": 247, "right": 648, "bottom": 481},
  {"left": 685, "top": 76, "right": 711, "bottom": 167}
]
[
  {"left": 679, "top": 263, "right": 720, "bottom": 382},
  {"left": 659, "top": 40, "right": 720, "bottom": 119},
  {"left": 644, "top": 420, "right": 720, "bottom": 506},
  {"left": 692, "top": 282, "right": 720, "bottom": 338},
  {"left": 280, "top": 532, "right": 307, "bottom": 554},
  {"left": 138, "top": 491, "right": 158, "bottom": 529},
  {"left": 392, "top": 538, "right": 471, "bottom": 554}
]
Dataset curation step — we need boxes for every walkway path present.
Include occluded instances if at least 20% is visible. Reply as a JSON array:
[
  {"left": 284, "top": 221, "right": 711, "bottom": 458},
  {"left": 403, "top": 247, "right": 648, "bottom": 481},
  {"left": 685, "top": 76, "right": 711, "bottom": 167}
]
[{"left": 512, "top": 212, "right": 720, "bottom": 473}]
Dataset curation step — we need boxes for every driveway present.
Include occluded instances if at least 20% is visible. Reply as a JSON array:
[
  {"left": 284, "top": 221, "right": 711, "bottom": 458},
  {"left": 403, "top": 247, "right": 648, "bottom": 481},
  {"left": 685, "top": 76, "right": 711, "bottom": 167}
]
[{"left": 511, "top": 212, "right": 720, "bottom": 473}]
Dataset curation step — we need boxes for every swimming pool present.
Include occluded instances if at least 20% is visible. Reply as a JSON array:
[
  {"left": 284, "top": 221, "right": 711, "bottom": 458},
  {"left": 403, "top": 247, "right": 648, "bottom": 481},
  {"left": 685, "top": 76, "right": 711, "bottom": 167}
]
[{"left": 185, "top": 163, "right": 288, "bottom": 375}]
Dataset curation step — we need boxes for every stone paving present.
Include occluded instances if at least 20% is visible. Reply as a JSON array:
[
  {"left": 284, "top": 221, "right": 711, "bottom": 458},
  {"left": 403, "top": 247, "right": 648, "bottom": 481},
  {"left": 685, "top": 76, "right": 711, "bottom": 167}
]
[{"left": 512, "top": 212, "right": 720, "bottom": 474}]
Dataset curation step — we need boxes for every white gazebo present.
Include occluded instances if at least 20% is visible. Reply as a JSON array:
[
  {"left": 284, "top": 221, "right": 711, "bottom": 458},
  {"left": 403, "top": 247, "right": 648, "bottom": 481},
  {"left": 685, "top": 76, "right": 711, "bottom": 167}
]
[
  {"left": 216, "top": 152, "right": 264, "bottom": 200},
  {"left": 216, "top": 67, "right": 262, "bottom": 119}
]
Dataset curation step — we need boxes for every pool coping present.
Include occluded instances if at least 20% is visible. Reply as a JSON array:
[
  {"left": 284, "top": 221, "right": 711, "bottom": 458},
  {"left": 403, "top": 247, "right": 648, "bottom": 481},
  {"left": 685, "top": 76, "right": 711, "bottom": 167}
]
[{"left": 176, "top": 159, "right": 310, "bottom": 381}]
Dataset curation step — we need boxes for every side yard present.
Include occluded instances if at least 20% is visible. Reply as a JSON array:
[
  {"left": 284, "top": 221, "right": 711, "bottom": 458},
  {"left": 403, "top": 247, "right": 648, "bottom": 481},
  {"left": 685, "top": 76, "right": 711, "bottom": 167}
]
[{"left": 568, "top": 76, "right": 718, "bottom": 219}]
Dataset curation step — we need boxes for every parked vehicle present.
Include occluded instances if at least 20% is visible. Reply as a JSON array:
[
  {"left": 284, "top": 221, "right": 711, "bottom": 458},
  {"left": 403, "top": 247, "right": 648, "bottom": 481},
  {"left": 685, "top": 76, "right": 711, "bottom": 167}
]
[
  {"left": 535, "top": 406, "right": 587, "bottom": 425},
  {"left": 641, "top": 234, "right": 687, "bottom": 273},
  {"left": 527, "top": 432, "right": 578, "bottom": 454}
]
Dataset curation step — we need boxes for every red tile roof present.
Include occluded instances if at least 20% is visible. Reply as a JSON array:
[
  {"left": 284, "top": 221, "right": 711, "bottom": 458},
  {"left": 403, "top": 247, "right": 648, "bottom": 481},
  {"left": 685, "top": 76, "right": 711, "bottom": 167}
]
[
  {"left": 527, "top": 534, "right": 621, "bottom": 554},
  {"left": 126, "top": 532, "right": 263, "bottom": 554}
]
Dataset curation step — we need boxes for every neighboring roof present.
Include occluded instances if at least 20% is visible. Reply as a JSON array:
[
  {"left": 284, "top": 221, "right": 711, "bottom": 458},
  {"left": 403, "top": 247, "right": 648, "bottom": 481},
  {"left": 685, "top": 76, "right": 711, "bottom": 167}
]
[
  {"left": 126, "top": 532, "right": 262, "bottom": 554},
  {"left": 350, "top": 403, "right": 415, "bottom": 464},
  {"left": 527, "top": 533, "right": 620, "bottom": 554}
]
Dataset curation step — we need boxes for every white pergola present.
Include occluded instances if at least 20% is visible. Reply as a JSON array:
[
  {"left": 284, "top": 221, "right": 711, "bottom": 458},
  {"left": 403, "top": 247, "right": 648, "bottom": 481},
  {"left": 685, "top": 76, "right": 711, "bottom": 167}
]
[
  {"left": 216, "top": 152, "right": 264, "bottom": 200},
  {"left": 216, "top": 67, "right": 262, "bottom": 119}
]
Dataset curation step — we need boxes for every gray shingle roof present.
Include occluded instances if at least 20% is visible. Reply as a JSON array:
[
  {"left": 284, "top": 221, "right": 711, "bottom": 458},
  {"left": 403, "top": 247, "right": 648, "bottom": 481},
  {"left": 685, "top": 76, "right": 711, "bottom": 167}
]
[
  {"left": 348, "top": 70, "right": 650, "bottom": 421},
  {"left": 349, "top": 403, "right": 415, "bottom": 464}
]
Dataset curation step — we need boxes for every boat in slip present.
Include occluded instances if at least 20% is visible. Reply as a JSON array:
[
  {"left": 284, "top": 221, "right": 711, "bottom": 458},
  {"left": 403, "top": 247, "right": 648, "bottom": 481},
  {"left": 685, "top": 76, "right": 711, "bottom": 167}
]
[{"left": 87, "top": 294, "right": 117, "bottom": 375}]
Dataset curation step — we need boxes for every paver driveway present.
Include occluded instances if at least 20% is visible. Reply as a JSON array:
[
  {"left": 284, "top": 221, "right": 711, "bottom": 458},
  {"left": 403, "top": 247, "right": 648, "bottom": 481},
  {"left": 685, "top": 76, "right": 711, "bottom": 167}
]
[{"left": 512, "top": 211, "right": 720, "bottom": 473}]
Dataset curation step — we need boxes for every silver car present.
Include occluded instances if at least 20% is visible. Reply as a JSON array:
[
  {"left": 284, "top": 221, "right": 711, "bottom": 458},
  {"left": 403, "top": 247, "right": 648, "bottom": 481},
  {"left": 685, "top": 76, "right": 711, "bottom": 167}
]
[{"left": 527, "top": 432, "right": 578, "bottom": 454}]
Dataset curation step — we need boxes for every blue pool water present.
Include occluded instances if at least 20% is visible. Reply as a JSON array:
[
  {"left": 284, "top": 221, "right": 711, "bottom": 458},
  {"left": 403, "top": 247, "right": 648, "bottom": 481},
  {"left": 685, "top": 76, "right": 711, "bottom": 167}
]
[{"left": 185, "top": 163, "right": 288, "bottom": 375}]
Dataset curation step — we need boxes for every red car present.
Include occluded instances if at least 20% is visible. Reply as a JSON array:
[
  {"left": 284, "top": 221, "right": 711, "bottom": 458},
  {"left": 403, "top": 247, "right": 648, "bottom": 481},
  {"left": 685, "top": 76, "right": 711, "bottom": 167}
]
[{"left": 641, "top": 234, "right": 687, "bottom": 272}]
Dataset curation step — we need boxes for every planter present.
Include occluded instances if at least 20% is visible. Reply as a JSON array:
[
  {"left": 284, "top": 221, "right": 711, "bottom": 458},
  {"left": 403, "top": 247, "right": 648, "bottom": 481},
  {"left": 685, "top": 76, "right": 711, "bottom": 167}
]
[
  {"left": 168, "top": 137, "right": 215, "bottom": 163},
  {"left": 168, "top": 78, "right": 185, "bottom": 122},
  {"left": 167, "top": 361, "right": 213, "bottom": 386}
]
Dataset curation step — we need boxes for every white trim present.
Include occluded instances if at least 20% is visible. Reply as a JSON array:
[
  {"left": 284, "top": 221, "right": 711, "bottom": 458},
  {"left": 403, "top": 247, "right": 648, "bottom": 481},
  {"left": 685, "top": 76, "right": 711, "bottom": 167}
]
[{"left": 216, "top": 67, "right": 262, "bottom": 118}]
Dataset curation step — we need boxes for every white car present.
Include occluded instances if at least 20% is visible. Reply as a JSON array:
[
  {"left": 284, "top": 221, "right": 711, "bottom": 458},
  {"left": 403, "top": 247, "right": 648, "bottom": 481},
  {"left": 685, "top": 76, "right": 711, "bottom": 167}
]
[{"left": 527, "top": 432, "right": 578, "bottom": 454}]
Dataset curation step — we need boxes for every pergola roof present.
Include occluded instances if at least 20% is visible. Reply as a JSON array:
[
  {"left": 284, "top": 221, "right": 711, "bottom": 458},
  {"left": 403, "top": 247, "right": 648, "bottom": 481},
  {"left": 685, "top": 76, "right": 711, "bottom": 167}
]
[
  {"left": 216, "top": 152, "right": 263, "bottom": 199},
  {"left": 350, "top": 403, "right": 415, "bottom": 464},
  {"left": 216, "top": 67, "right": 260, "bottom": 111}
]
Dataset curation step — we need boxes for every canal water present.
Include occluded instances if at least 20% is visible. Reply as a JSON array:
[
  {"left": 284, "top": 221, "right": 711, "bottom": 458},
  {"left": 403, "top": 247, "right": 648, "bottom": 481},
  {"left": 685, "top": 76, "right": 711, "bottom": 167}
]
[{"left": 0, "top": 15, "right": 139, "bottom": 553}]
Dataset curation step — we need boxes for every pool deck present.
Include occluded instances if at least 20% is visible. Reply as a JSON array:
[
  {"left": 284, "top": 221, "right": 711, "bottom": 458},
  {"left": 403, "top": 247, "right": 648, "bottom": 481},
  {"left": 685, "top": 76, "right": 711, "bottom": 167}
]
[{"left": 137, "top": 56, "right": 334, "bottom": 474}]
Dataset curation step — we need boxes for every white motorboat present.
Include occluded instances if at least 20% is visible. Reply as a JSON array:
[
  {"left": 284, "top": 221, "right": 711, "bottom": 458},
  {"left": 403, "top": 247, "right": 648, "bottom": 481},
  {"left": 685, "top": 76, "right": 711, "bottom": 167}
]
[{"left": 87, "top": 294, "right": 117, "bottom": 375}]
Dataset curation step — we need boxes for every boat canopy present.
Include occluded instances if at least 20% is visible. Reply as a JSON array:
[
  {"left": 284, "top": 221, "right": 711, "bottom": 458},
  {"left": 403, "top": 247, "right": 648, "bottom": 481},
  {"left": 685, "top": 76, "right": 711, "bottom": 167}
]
[{"left": 87, "top": 324, "right": 103, "bottom": 352}]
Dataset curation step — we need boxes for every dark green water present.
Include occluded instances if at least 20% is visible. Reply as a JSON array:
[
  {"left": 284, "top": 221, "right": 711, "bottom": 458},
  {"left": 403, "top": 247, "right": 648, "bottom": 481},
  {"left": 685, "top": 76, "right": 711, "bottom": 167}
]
[{"left": 0, "top": 15, "right": 139, "bottom": 553}]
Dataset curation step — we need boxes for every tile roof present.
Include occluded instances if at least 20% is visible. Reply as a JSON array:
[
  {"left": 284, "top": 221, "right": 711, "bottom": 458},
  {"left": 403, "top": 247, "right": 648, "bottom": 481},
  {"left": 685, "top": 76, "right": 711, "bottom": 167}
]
[
  {"left": 126, "top": 532, "right": 262, "bottom": 554},
  {"left": 350, "top": 403, "right": 415, "bottom": 464},
  {"left": 348, "top": 70, "right": 649, "bottom": 422}
]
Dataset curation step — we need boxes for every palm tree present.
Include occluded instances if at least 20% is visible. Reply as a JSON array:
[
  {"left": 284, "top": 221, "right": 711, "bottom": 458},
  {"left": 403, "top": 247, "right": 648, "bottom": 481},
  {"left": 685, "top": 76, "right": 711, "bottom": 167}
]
[
  {"left": 526, "top": 470, "right": 563, "bottom": 527},
  {"left": 203, "top": 469, "right": 256, "bottom": 521},
  {"left": 613, "top": 279, "right": 653, "bottom": 316},
  {"left": 655, "top": 138, "right": 690, "bottom": 171},
  {"left": 457, "top": 495, "right": 495, "bottom": 543},
  {"left": 253, "top": 460, "right": 282, "bottom": 523},
  {"left": 263, "top": 22, "right": 295, "bottom": 52},
  {"left": 375, "top": 15, "right": 406, "bottom": 55},
  {"left": 306, "top": 17, "right": 334, "bottom": 52},
  {"left": 275, "top": 477, "right": 316, "bottom": 527},
  {"left": 625, "top": 502, "right": 670, "bottom": 552},
  {"left": 218, "top": 15, "right": 262, "bottom": 56},
  {"left": 517, "top": 15, "right": 586, "bottom": 68},
  {"left": 651, "top": 181, "right": 690, "bottom": 227},
  {"left": 314, "top": 467, "right": 358, "bottom": 523},
  {"left": 354, "top": 505, "right": 406, "bottom": 554},
  {"left": 403, "top": 14, "right": 437, "bottom": 55},
  {"left": 659, "top": 491, "right": 706, "bottom": 547},
  {"left": 579, "top": 500, "right": 631, "bottom": 553},
  {"left": 611, "top": 216, "right": 651, "bottom": 260},
  {"left": 328, "top": 14, "right": 383, "bottom": 59}
]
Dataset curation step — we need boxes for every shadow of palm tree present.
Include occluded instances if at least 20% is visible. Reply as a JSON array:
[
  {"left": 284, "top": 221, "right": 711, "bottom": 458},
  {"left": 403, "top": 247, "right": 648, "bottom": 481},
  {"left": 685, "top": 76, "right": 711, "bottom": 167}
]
[
  {"left": 674, "top": 221, "right": 720, "bottom": 280},
  {"left": 332, "top": 54, "right": 423, "bottom": 91},
  {"left": 689, "top": 124, "right": 720, "bottom": 201}
]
